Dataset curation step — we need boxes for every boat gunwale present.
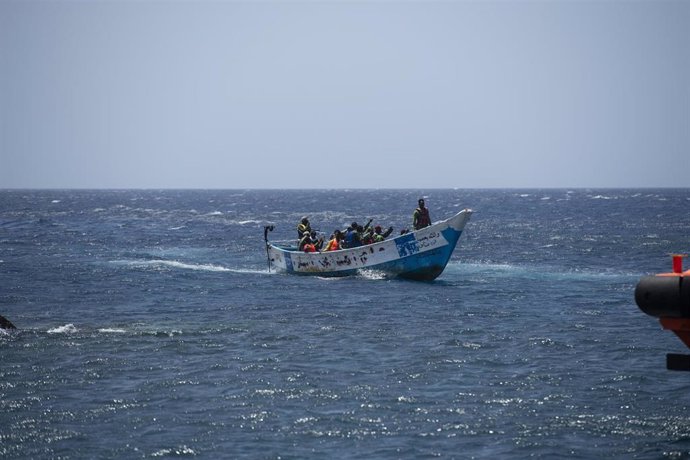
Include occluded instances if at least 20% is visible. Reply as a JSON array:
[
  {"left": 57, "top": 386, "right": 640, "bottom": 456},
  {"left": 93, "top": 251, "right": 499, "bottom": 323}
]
[{"left": 267, "top": 209, "right": 471, "bottom": 255}]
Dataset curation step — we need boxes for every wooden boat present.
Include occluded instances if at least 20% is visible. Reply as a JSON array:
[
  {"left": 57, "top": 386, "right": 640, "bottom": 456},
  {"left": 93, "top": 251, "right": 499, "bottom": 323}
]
[{"left": 265, "top": 209, "right": 472, "bottom": 281}]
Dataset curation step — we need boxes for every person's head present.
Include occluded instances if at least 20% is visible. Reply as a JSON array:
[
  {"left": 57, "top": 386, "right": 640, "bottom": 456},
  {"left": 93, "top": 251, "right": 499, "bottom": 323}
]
[
  {"left": 374, "top": 225, "right": 382, "bottom": 234},
  {"left": 350, "top": 221, "right": 358, "bottom": 230},
  {"left": 334, "top": 229, "right": 342, "bottom": 238},
  {"left": 418, "top": 198, "right": 425, "bottom": 208},
  {"left": 301, "top": 216, "right": 309, "bottom": 225}
]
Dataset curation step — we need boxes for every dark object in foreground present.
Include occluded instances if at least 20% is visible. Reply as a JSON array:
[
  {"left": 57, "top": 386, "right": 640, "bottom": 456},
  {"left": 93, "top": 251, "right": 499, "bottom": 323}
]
[
  {"left": 635, "top": 275, "right": 690, "bottom": 318},
  {"left": 635, "top": 254, "right": 690, "bottom": 371},
  {"left": 667, "top": 353, "right": 690, "bottom": 371},
  {"left": 0, "top": 314, "right": 17, "bottom": 330}
]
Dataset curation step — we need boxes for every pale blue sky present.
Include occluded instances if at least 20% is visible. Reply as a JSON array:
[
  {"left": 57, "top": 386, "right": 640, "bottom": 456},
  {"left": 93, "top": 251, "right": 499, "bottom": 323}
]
[{"left": 1, "top": 0, "right": 688, "bottom": 189}]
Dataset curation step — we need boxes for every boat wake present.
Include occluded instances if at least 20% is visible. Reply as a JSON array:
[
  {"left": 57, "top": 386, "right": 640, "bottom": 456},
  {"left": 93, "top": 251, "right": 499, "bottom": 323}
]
[
  {"left": 110, "top": 259, "right": 231, "bottom": 272},
  {"left": 446, "top": 261, "right": 640, "bottom": 282},
  {"left": 110, "top": 259, "right": 272, "bottom": 275}
]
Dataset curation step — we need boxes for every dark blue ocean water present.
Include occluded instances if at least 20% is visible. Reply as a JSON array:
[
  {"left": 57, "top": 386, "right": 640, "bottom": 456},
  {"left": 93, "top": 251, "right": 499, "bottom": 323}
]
[{"left": 1, "top": 189, "right": 689, "bottom": 459}]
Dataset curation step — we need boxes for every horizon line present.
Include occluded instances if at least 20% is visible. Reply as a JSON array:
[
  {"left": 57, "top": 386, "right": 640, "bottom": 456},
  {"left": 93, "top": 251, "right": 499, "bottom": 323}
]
[{"left": 2, "top": 186, "right": 689, "bottom": 191}]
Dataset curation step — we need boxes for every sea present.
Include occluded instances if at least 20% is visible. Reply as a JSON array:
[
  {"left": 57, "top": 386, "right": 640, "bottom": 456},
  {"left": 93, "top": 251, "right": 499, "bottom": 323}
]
[{"left": 1, "top": 188, "right": 689, "bottom": 459}]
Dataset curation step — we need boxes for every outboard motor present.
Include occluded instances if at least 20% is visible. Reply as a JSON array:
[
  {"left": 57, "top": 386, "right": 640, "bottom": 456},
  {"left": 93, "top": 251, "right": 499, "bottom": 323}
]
[{"left": 635, "top": 254, "right": 690, "bottom": 370}]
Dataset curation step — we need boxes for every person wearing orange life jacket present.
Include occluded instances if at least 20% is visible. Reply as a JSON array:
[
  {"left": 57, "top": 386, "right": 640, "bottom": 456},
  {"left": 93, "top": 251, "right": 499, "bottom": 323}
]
[
  {"left": 324, "top": 230, "right": 343, "bottom": 251},
  {"left": 299, "top": 232, "right": 317, "bottom": 252},
  {"left": 300, "top": 231, "right": 324, "bottom": 252},
  {"left": 413, "top": 198, "right": 431, "bottom": 230}
]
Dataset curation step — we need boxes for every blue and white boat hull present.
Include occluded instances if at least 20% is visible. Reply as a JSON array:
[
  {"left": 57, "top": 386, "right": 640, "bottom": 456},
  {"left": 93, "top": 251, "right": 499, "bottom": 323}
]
[{"left": 266, "top": 209, "right": 472, "bottom": 281}]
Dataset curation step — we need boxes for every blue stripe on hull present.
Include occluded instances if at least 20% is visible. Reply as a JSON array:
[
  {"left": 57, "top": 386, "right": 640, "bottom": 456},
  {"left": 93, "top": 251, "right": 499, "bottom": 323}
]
[{"left": 370, "top": 227, "right": 462, "bottom": 281}]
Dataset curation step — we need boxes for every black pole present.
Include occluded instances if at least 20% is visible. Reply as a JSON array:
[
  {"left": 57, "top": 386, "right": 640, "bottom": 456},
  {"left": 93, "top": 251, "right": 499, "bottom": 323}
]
[{"left": 263, "top": 225, "right": 274, "bottom": 272}]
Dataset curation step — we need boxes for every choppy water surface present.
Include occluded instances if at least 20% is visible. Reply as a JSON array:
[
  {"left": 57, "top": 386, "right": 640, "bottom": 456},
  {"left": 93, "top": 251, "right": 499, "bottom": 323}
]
[{"left": 1, "top": 189, "right": 689, "bottom": 458}]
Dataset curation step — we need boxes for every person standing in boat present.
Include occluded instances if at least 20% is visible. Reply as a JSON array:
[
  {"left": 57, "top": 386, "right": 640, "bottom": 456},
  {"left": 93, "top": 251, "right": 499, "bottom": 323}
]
[
  {"left": 297, "top": 216, "right": 312, "bottom": 240},
  {"left": 413, "top": 198, "right": 431, "bottom": 230}
]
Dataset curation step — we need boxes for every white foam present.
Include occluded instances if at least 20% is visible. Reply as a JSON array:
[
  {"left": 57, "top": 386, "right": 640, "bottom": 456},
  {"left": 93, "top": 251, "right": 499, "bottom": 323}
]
[
  {"left": 110, "top": 259, "right": 277, "bottom": 275},
  {"left": 449, "top": 261, "right": 638, "bottom": 282},
  {"left": 151, "top": 446, "right": 196, "bottom": 457},
  {"left": 112, "top": 259, "right": 231, "bottom": 272},
  {"left": 315, "top": 275, "right": 343, "bottom": 281},
  {"left": 143, "top": 329, "right": 183, "bottom": 338},
  {"left": 228, "top": 268, "right": 272, "bottom": 275},
  {"left": 99, "top": 328, "right": 127, "bottom": 334},
  {"left": 357, "top": 269, "right": 388, "bottom": 280},
  {"left": 48, "top": 324, "right": 78, "bottom": 334},
  {"left": 156, "top": 260, "right": 231, "bottom": 272}
]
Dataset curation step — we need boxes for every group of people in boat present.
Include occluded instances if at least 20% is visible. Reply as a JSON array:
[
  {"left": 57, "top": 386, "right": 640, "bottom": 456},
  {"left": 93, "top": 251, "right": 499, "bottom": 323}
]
[{"left": 296, "top": 198, "right": 432, "bottom": 253}]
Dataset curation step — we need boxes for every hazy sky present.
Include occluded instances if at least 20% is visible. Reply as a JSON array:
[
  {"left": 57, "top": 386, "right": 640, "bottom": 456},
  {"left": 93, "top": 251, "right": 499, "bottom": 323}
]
[{"left": 1, "top": 0, "right": 688, "bottom": 189}]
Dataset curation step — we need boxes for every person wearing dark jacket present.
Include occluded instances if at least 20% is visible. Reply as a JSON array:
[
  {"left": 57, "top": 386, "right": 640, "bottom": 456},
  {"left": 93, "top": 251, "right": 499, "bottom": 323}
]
[
  {"left": 343, "top": 223, "right": 363, "bottom": 249},
  {"left": 297, "top": 216, "right": 312, "bottom": 239}
]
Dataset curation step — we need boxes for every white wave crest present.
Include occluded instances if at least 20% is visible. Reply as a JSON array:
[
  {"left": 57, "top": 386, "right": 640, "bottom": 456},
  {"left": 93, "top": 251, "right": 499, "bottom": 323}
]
[
  {"left": 99, "top": 328, "right": 127, "bottom": 334},
  {"left": 48, "top": 324, "right": 78, "bottom": 334},
  {"left": 151, "top": 445, "right": 196, "bottom": 457}
]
